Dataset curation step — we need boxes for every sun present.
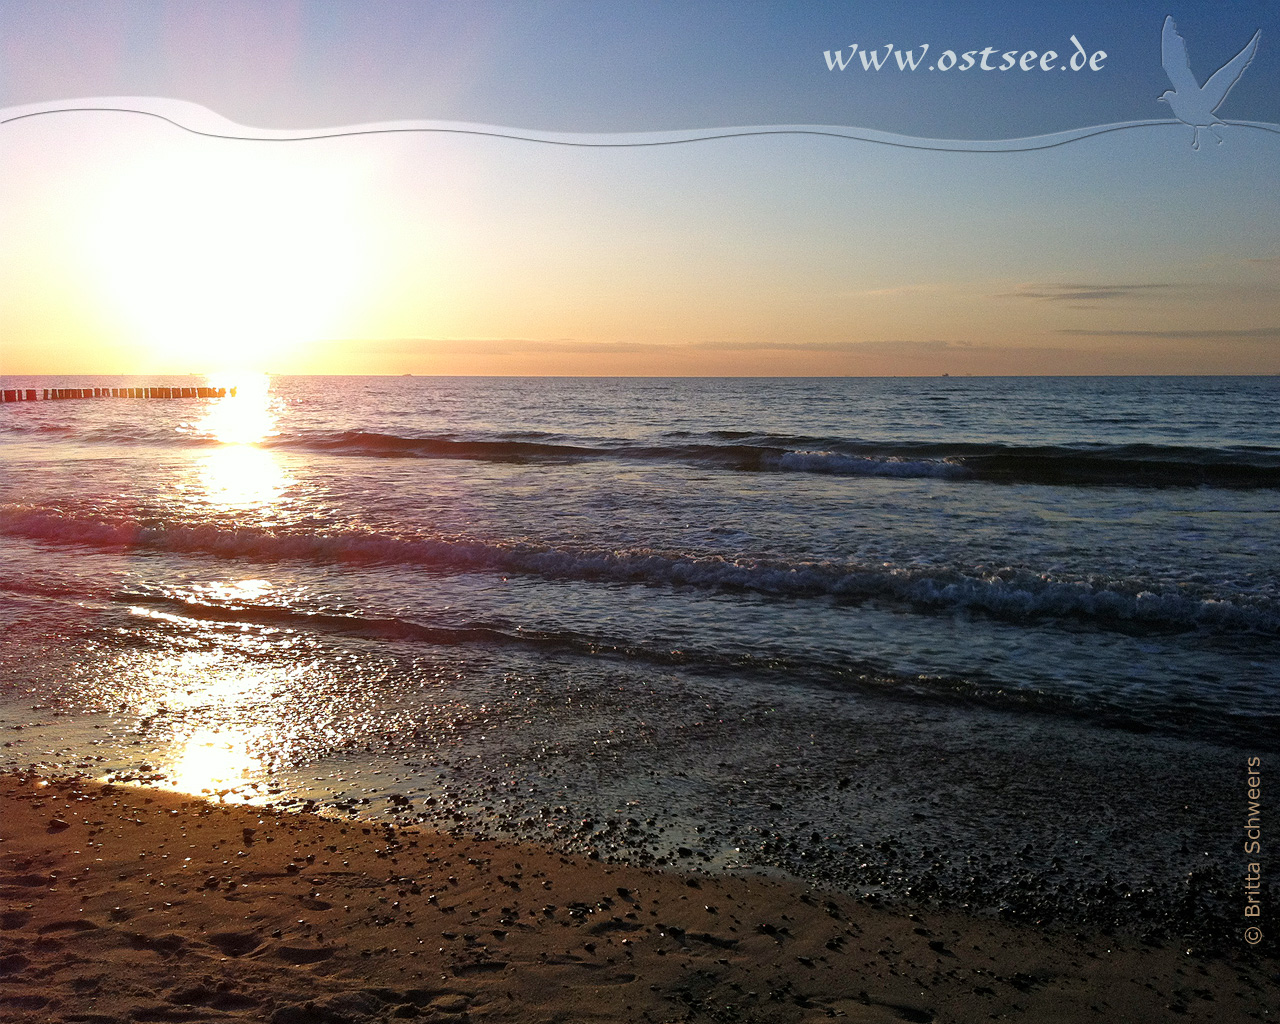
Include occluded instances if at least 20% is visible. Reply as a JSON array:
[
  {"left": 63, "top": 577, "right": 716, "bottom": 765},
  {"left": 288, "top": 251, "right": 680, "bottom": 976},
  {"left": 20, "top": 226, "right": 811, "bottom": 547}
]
[{"left": 84, "top": 139, "right": 375, "bottom": 372}]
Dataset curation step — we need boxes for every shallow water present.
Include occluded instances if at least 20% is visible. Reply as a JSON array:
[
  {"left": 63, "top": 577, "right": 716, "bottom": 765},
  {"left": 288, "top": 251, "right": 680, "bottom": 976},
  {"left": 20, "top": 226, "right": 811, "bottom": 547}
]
[{"left": 2, "top": 374, "right": 1276, "bottom": 940}]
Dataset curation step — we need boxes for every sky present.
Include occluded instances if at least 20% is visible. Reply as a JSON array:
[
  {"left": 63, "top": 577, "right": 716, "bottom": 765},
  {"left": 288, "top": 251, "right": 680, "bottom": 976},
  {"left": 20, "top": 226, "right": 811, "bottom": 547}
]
[{"left": 0, "top": 0, "right": 1277, "bottom": 376}]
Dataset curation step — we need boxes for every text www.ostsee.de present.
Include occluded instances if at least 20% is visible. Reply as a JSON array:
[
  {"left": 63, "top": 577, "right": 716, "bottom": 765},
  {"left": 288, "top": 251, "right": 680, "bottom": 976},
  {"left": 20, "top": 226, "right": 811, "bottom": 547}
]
[{"left": 824, "top": 36, "right": 1106, "bottom": 73}]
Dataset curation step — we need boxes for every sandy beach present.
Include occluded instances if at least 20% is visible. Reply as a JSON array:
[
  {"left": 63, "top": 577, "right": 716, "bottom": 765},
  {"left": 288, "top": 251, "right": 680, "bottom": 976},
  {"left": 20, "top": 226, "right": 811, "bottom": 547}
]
[
  {"left": 2, "top": 2, "right": 1279, "bottom": 1018},
  {"left": 2, "top": 771, "right": 1273, "bottom": 1023}
]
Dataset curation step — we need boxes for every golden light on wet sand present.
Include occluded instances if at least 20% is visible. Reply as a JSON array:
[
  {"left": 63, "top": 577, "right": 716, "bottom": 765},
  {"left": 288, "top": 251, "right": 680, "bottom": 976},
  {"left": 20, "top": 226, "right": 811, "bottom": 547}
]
[{"left": 166, "top": 725, "right": 263, "bottom": 798}]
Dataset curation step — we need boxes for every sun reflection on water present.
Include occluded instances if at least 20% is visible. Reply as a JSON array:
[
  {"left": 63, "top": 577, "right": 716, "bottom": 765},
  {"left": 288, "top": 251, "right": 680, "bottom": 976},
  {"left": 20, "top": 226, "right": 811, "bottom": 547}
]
[
  {"left": 93, "top": 638, "right": 374, "bottom": 806},
  {"left": 200, "top": 373, "right": 277, "bottom": 446},
  {"left": 199, "top": 445, "right": 291, "bottom": 509},
  {"left": 107, "top": 651, "right": 279, "bottom": 801},
  {"left": 167, "top": 726, "right": 264, "bottom": 798},
  {"left": 197, "top": 578, "right": 273, "bottom": 604},
  {"left": 191, "top": 374, "right": 293, "bottom": 510}
]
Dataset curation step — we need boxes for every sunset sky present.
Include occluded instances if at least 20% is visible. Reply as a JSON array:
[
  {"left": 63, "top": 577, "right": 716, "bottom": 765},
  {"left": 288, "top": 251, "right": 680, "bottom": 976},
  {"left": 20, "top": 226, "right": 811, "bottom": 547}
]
[{"left": 1, "top": 1, "right": 1277, "bottom": 376}]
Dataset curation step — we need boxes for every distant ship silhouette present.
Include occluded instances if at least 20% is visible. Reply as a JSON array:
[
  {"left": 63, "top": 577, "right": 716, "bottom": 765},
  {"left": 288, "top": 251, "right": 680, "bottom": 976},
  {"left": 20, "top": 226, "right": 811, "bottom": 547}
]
[{"left": 1159, "top": 15, "right": 1261, "bottom": 149}]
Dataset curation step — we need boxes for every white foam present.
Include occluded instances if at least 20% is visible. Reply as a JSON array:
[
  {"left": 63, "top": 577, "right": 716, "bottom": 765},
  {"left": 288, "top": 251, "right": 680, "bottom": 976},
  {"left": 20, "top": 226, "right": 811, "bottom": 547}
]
[
  {"left": 2, "top": 505, "right": 1274, "bottom": 635},
  {"left": 774, "top": 450, "right": 970, "bottom": 479}
]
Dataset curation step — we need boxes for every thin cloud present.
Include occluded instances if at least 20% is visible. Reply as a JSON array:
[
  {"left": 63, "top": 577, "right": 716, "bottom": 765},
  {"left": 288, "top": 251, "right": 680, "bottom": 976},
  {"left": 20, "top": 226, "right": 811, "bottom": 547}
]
[
  {"left": 1240, "top": 257, "right": 1280, "bottom": 282},
  {"left": 1058, "top": 327, "right": 1280, "bottom": 339},
  {"left": 687, "top": 340, "right": 983, "bottom": 354},
  {"left": 850, "top": 284, "right": 953, "bottom": 298},
  {"left": 504, "top": 340, "right": 662, "bottom": 354},
  {"left": 1001, "top": 284, "right": 1173, "bottom": 302},
  {"left": 349, "top": 337, "right": 663, "bottom": 356},
  {"left": 347, "top": 337, "right": 1020, "bottom": 356}
]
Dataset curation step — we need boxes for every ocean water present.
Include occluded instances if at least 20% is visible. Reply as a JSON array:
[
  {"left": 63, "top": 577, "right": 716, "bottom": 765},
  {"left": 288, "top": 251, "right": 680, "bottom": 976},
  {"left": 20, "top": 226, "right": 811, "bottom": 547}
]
[{"left": 2, "top": 374, "right": 1277, "bottom": 940}]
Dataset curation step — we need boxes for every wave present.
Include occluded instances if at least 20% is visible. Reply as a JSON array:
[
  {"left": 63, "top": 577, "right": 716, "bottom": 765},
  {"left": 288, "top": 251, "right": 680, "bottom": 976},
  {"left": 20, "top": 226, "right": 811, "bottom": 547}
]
[
  {"left": 259, "top": 431, "right": 953, "bottom": 478},
  {"left": 772, "top": 450, "right": 969, "bottom": 478},
  {"left": 6, "top": 418, "right": 1279, "bottom": 488},
  {"left": 0, "top": 582, "right": 1260, "bottom": 746},
  {"left": 267, "top": 430, "right": 610, "bottom": 462},
  {"left": 289, "top": 431, "right": 1278, "bottom": 488},
  {"left": 3, "top": 506, "right": 1276, "bottom": 635}
]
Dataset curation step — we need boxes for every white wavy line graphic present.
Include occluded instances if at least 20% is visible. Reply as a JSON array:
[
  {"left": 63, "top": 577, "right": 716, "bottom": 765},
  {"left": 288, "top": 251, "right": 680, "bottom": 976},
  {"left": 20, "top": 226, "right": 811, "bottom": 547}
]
[{"left": 3, "top": 97, "right": 1279, "bottom": 152}]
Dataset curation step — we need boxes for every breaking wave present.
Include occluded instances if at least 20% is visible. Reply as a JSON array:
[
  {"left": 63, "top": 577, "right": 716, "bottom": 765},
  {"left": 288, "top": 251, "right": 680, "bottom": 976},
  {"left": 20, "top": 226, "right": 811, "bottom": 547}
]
[
  {"left": 3, "top": 505, "right": 1276, "bottom": 635},
  {"left": 5, "top": 416, "right": 1278, "bottom": 488}
]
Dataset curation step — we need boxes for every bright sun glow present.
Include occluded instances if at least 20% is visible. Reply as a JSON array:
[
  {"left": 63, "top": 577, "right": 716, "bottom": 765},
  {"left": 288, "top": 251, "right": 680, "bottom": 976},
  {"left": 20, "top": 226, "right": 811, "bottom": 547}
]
[
  {"left": 198, "top": 373, "right": 277, "bottom": 444},
  {"left": 200, "top": 445, "right": 292, "bottom": 510},
  {"left": 193, "top": 374, "right": 292, "bottom": 507},
  {"left": 167, "top": 726, "right": 263, "bottom": 798},
  {"left": 85, "top": 143, "right": 375, "bottom": 372}
]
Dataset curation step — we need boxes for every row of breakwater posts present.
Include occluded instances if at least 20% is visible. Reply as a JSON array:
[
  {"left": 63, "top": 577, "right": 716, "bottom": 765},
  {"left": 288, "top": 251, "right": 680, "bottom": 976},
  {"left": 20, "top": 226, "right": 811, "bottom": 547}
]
[{"left": 1, "top": 386, "right": 236, "bottom": 402}]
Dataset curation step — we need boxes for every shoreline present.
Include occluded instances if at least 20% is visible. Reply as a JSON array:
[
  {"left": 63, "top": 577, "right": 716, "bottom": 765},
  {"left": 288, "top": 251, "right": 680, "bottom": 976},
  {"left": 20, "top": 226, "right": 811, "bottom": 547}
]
[
  {"left": 4, "top": 687, "right": 1253, "bottom": 950},
  {"left": 2, "top": 771, "right": 1273, "bottom": 1023}
]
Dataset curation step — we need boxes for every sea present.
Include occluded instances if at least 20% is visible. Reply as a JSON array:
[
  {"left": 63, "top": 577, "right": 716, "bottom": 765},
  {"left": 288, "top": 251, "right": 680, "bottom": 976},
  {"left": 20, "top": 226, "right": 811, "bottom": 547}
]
[{"left": 1, "top": 374, "right": 1276, "bottom": 944}]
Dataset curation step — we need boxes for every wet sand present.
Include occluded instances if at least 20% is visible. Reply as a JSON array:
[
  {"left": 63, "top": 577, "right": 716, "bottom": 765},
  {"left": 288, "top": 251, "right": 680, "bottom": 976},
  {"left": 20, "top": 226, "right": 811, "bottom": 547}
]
[{"left": 1, "top": 771, "right": 1274, "bottom": 1023}]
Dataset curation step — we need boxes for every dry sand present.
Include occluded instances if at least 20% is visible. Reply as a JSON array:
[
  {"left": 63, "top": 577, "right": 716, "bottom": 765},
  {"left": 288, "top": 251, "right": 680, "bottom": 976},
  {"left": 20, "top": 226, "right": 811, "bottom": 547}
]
[{"left": 1, "top": 771, "right": 1274, "bottom": 1023}]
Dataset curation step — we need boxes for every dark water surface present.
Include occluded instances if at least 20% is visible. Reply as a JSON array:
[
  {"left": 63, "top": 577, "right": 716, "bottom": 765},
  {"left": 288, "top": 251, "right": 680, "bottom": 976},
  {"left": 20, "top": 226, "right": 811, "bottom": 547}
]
[{"left": 2, "top": 374, "right": 1276, "bottom": 944}]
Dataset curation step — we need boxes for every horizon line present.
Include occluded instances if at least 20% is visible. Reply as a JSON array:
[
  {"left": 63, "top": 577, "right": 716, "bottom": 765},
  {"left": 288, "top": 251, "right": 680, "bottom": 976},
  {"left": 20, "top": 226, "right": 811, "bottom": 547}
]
[{"left": 3, "top": 371, "right": 1277, "bottom": 380}]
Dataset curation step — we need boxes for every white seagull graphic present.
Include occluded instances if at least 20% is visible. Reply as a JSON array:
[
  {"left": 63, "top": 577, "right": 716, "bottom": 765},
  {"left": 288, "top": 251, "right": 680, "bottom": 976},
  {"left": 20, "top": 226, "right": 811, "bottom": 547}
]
[{"left": 1159, "top": 15, "right": 1261, "bottom": 149}]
